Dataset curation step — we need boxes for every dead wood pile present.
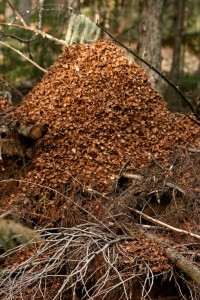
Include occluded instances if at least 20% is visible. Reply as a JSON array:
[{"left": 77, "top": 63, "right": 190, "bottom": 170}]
[{"left": 8, "top": 40, "right": 200, "bottom": 190}]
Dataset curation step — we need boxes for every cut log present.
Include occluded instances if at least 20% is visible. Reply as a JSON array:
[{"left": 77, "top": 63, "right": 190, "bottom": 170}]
[
  {"left": 9, "top": 123, "right": 46, "bottom": 139},
  {"left": 0, "top": 117, "right": 47, "bottom": 158},
  {"left": 0, "top": 116, "right": 47, "bottom": 139}
]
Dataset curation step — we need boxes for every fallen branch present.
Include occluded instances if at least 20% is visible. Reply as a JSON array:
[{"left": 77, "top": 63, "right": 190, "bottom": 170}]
[
  {"left": 129, "top": 207, "right": 200, "bottom": 240},
  {"left": 0, "top": 209, "right": 14, "bottom": 219},
  {"left": 145, "top": 232, "right": 200, "bottom": 288},
  {"left": 121, "top": 172, "right": 142, "bottom": 180},
  {"left": 122, "top": 172, "right": 186, "bottom": 194},
  {"left": 176, "top": 145, "right": 200, "bottom": 153}
]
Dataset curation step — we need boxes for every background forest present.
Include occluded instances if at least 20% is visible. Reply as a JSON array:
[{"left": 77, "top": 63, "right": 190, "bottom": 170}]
[{"left": 0, "top": 0, "right": 200, "bottom": 111}]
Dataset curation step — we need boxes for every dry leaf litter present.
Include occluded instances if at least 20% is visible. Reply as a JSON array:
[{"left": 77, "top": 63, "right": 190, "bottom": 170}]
[{"left": 9, "top": 40, "right": 200, "bottom": 190}]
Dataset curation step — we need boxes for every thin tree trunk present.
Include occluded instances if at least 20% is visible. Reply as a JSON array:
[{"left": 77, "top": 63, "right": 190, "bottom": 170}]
[
  {"left": 169, "top": 0, "right": 185, "bottom": 84},
  {"left": 165, "top": 0, "right": 186, "bottom": 111},
  {"left": 137, "top": 0, "right": 164, "bottom": 94}
]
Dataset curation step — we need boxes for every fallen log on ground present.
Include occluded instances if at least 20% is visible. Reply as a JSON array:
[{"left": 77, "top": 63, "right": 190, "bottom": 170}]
[
  {"left": 0, "top": 116, "right": 47, "bottom": 139},
  {"left": 146, "top": 232, "right": 200, "bottom": 288},
  {"left": 0, "top": 117, "right": 47, "bottom": 158},
  {"left": 8, "top": 122, "right": 47, "bottom": 139},
  {"left": 118, "top": 220, "right": 200, "bottom": 288}
]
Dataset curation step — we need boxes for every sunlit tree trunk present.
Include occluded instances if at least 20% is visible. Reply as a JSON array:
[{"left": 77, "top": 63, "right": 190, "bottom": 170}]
[{"left": 137, "top": 0, "right": 163, "bottom": 94}]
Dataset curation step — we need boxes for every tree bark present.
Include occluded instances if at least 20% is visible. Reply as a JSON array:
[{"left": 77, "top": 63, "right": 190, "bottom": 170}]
[
  {"left": 165, "top": 0, "right": 186, "bottom": 110},
  {"left": 137, "top": 0, "right": 164, "bottom": 94},
  {"left": 169, "top": 0, "right": 185, "bottom": 84}
]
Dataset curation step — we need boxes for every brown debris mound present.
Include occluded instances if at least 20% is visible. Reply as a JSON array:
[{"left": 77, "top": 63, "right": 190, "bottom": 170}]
[{"left": 9, "top": 40, "right": 200, "bottom": 189}]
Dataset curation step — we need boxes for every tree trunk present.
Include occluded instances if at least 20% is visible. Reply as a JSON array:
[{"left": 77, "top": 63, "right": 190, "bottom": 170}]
[
  {"left": 137, "top": 0, "right": 164, "bottom": 94},
  {"left": 169, "top": 0, "right": 185, "bottom": 84},
  {"left": 165, "top": 0, "right": 186, "bottom": 111},
  {"left": 18, "top": 0, "right": 32, "bottom": 24}
]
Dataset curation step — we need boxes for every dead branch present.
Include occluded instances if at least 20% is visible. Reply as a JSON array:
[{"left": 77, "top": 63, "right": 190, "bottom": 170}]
[
  {"left": 0, "top": 209, "right": 14, "bottom": 219},
  {"left": 121, "top": 172, "right": 143, "bottom": 180},
  {"left": 0, "top": 40, "right": 47, "bottom": 73},
  {"left": 145, "top": 232, "right": 200, "bottom": 288},
  {"left": 0, "top": 224, "right": 137, "bottom": 300},
  {"left": 0, "top": 22, "right": 67, "bottom": 47},
  {"left": 122, "top": 172, "right": 186, "bottom": 194},
  {"left": 176, "top": 145, "right": 200, "bottom": 153},
  {"left": 129, "top": 207, "right": 200, "bottom": 240},
  {"left": 165, "top": 181, "right": 186, "bottom": 194},
  {"left": 0, "top": 77, "right": 23, "bottom": 99}
]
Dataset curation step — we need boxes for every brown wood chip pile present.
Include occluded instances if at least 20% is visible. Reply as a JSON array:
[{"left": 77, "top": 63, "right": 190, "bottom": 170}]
[{"left": 9, "top": 40, "right": 200, "bottom": 189}]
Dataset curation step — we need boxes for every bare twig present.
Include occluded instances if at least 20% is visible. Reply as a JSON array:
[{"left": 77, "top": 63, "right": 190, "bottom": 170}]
[
  {"left": 0, "top": 22, "right": 67, "bottom": 47},
  {"left": 129, "top": 207, "right": 200, "bottom": 240},
  {"left": 122, "top": 172, "right": 186, "bottom": 194},
  {"left": 6, "top": 0, "right": 28, "bottom": 28},
  {"left": 0, "top": 40, "right": 47, "bottom": 73},
  {"left": 2, "top": 33, "right": 36, "bottom": 43},
  {"left": 121, "top": 172, "right": 142, "bottom": 180}
]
